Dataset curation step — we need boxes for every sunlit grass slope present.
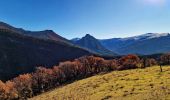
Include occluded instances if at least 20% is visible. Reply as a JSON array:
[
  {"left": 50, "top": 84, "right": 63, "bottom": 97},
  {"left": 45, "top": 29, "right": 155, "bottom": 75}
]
[{"left": 30, "top": 66, "right": 170, "bottom": 100}]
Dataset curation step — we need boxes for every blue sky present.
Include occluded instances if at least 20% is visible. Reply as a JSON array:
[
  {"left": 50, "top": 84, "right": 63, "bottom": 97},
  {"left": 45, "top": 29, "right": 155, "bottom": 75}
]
[{"left": 0, "top": 0, "right": 170, "bottom": 39}]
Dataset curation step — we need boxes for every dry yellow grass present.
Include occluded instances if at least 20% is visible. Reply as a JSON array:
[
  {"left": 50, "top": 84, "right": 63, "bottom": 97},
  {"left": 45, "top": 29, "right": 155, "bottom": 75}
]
[{"left": 30, "top": 66, "right": 170, "bottom": 100}]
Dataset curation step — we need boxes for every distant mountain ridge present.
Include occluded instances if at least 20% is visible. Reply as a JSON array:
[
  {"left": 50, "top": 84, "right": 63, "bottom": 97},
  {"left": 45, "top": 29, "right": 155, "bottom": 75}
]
[
  {"left": 71, "top": 38, "right": 81, "bottom": 42},
  {"left": 119, "top": 33, "right": 169, "bottom": 41},
  {"left": 100, "top": 33, "right": 170, "bottom": 55},
  {"left": 72, "top": 34, "right": 117, "bottom": 56},
  {"left": 0, "top": 22, "right": 71, "bottom": 44}
]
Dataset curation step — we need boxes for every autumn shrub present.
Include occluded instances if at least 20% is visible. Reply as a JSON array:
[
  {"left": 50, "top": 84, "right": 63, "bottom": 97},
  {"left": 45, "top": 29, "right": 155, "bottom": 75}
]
[
  {"left": 71, "top": 61, "right": 86, "bottom": 78},
  {"left": 104, "top": 60, "right": 118, "bottom": 71},
  {"left": 76, "top": 56, "right": 95, "bottom": 76},
  {"left": 76, "top": 56, "right": 108, "bottom": 76},
  {"left": 32, "top": 67, "right": 53, "bottom": 94},
  {"left": 160, "top": 53, "right": 170, "bottom": 65},
  {"left": 0, "top": 80, "right": 7, "bottom": 100},
  {"left": 58, "top": 61, "right": 78, "bottom": 81},
  {"left": 0, "top": 80, "right": 18, "bottom": 100},
  {"left": 52, "top": 66, "right": 66, "bottom": 85},
  {"left": 13, "top": 74, "right": 33, "bottom": 99},
  {"left": 141, "top": 58, "right": 157, "bottom": 68},
  {"left": 5, "top": 81, "right": 18, "bottom": 100},
  {"left": 117, "top": 54, "right": 140, "bottom": 70}
]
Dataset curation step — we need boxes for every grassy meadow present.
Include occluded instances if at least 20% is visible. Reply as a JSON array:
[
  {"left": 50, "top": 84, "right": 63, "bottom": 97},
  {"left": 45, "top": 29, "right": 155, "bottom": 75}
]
[{"left": 30, "top": 66, "right": 170, "bottom": 100}]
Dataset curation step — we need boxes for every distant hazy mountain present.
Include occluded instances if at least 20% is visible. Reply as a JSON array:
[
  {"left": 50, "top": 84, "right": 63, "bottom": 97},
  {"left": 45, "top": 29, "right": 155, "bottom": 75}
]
[
  {"left": 0, "top": 22, "right": 93, "bottom": 81},
  {"left": 100, "top": 33, "right": 170, "bottom": 55},
  {"left": 72, "top": 34, "right": 117, "bottom": 56},
  {"left": 71, "top": 38, "right": 81, "bottom": 42}
]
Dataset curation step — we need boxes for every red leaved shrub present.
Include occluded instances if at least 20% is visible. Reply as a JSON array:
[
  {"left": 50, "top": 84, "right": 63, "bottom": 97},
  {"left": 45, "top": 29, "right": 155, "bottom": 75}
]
[
  {"left": 32, "top": 67, "right": 53, "bottom": 94},
  {"left": 0, "top": 80, "right": 18, "bottom": 100},
  {"left": 141, "top": 58, "right": 157, "bottom": 68},
  {"left": 13, "top": 74, "right": 33, "bottom": 99},
  {"left": 118, "top": 54, "right": 140, "bottom": 70}
]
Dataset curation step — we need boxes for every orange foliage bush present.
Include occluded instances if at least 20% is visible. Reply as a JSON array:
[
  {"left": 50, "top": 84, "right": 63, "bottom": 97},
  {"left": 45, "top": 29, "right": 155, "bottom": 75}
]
[
  {"left": 32, "top": 67, "right": 53, "bottom": 94},
  {"left": 0, "top": 80, "right": 18, "bottom": 100},
  {"left": 118, "top": 54, "right": 140, "bottom": 70},
  {"left": 13, "top": 74, "right": 33, "bottom": 99}
]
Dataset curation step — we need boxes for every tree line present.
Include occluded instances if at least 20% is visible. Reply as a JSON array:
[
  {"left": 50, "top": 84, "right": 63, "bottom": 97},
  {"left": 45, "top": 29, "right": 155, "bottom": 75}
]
[{"left": 0, "top": 53, "right": 169, "bottom": 100}]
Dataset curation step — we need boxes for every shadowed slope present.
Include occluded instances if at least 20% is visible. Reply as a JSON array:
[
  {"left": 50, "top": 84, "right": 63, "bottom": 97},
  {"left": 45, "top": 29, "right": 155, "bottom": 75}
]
[{"left": 0, "top": 29, "right": 92, "bottom": 81}]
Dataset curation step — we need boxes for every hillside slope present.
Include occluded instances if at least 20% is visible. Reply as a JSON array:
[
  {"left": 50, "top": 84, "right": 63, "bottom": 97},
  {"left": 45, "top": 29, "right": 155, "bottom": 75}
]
[
  {"left": 31, "top": 66, "right": 170, "bottom": 100},
  {"left": 0, "top": 29, "right": 91, "bottom": 81}
]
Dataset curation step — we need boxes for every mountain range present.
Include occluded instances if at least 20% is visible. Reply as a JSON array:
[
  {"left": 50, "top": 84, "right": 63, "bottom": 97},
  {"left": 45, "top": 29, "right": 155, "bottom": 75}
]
[
  {"left": 0, "top": 22, "right": 115, "bottom": 57},
  {"left": 100, "top": 33, "right": 170, "bottom": 55}
]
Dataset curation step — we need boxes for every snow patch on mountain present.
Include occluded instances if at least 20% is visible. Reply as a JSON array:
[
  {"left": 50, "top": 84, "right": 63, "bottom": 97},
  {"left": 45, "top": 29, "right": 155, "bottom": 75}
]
[{"left": 120, "top": 33, "right": 169, "bottom": 41}]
